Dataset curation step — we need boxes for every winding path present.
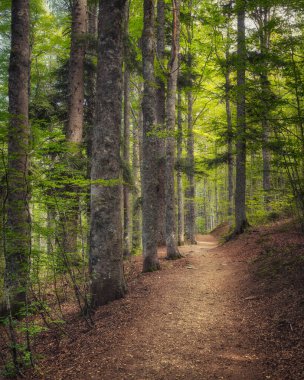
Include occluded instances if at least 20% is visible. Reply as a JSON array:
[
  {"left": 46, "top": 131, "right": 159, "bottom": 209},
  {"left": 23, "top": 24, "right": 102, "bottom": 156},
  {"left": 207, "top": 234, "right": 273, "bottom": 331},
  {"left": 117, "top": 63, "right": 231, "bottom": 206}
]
[{"left": 30, "top": 235, "right": 265, "bottom": 379}]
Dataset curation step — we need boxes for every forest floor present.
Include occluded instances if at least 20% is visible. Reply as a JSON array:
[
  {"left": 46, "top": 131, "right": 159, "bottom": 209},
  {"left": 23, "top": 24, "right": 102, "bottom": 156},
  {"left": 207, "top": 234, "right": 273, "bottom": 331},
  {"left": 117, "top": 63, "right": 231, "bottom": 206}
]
[{"left": 2, "top": 219, "right": 304, "bottom": 379}]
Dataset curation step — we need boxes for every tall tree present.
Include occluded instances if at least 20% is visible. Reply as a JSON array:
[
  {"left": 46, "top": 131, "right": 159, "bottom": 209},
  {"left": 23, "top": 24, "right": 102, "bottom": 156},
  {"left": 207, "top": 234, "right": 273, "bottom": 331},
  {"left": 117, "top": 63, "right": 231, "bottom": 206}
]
[
  {"left": 90, "top": 0, "right": 127, "bottom": 307},
  {"left": 165, "top": 0, "right": 182, "bottom": 259},
  {"left": 142, "top": 0, "right": 160, "bottom": 272},
  {"left": 185, "top": 4, "right": 196, "bottom": 244},
  {"left": 156, "top": 0, "right": 166, "bottom": 246},
  {"left": 123, "top": 1, "right": 131, "bottom": 257},
  {"left": 234, "top": 0, "right": 249, "bottom": 234},
  {"left": 5, "top": 0, "right": 31, "bottom": 313},
  {"left": 255, "top": 5, "right": 272, "bottom": 207},
  {"left": 131, "top": 107, "right": 142, "bottom": 253},
  {"left": 177, "top": 78, "right": 185, "bottom": 245},
  {"left": 63, "top": 0, "right": 87, "bottom": 260}
]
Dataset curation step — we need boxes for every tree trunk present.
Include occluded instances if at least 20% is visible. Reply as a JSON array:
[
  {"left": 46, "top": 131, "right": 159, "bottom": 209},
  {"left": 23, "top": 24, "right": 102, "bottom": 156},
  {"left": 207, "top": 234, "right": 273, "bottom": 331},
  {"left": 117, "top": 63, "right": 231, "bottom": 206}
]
[
  {"left": 85, "top": 1, "right": 97, "bottom": 245},
  {"left": 258, "top": 7, "right": 272, "bottom": 208},
  {"left": 225, "top": 45, "right": 234, "bottom": 219},
  {"left": 177, "top": 82, "right": 185, "bottom": 246},
  {"left": 90, "top": 0, "right": 127, "bottom": 308},
  {"left": 142, "top": 0, "right": 160, "bottom": 272},
  {"left": 132, "top": 108, "right": 142, "bottom": 253},
  {"left": 185, "top": 12, "right": 196, "bottom": 245},
  {"left": 156, "top": 0, "right": 166, "bottom": 246},
  {"left": 123, "top": 2, "right": 131, "bottom": 257},
  {"left": 5, "top": 0, "right": 31, "bottom": 314},
  {"left": 165, "top": 0, "right": 182, "bottom": 259},
  {"left": 234, "top": 0, "right": 248, "bottom": 234},
  {"left": 63, "top": 0, "right": 87, "bottom": 262},
  {"left": 185, "top": 91, "right": 197, "bottom": 244}
]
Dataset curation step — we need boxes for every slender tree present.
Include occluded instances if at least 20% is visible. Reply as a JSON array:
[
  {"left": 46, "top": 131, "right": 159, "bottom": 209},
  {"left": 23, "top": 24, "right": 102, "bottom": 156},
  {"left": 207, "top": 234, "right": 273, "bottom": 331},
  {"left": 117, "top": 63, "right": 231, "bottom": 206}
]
[
  {"left": 142, "top": 0, "right": 160, "bottom": 272},
  {"left": 177, "top": 78, "right": 185, "bottom": 245},
  {"left": 165, "top": 0, "right": 182, "bottom": 259},
  {"left": 224, "top": 16, "right": 234, "bottom": 218},
  {"left": 90, "top": 0, "right": 127, "bottom": 307},
  {"left": 185, "top": 3, "right": 196, "bottom": 244},
  {"left": 234, "top": 0, "right": 249, "bottom": 234},
  {"left": 5, "top": 0, "right": 31, "bottom": 313},
  {"left": 132, "top": 107, "right": 142, "bottom": 253}
]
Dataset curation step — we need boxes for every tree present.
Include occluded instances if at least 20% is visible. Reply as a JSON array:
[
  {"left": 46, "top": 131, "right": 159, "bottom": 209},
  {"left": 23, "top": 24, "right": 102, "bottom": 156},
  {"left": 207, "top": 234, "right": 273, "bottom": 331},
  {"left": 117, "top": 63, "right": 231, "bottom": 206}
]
[
  {"left": 90, "top": 0, "right": 127, "bottom": 307},
  {"left": 177, "top": 76, "right": 185, "bottom": 245},
  {"left": 62, "top": 0, "right": 87, "bottom": 261},
  {"left": 165, "top": 0, "right": 182, "bottom": 259},
  {"left": 5, "top": 0, "right": 31, "bottom": 314},
  {"left": 156, "top": 0, "right": 166, "bottom": 247},
  {"left": 234, "top": 0, "right": 249, "bottom": 234},
  {"left": 184, "top": 2, "right": 197, "bottom": 244},
  {"left": 123, "top": 1, "right": 131, "bottom": 257},
  {"left": 142, "top": 0, "right": 160, "bottom": 272}
]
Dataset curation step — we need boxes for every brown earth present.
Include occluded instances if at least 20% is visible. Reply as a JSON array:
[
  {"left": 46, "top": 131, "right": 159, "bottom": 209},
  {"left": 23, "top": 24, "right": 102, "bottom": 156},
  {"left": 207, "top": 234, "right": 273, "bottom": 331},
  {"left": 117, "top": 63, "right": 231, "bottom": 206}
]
[{"left": 2, "top": 220, "right": 304, "bottom": 380}]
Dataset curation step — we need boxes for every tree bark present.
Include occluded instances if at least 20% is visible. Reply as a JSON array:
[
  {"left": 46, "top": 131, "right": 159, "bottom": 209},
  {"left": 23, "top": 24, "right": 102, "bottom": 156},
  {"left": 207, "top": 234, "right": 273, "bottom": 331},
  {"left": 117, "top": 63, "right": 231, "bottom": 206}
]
[
  {"left": 185, "top": 12, "right": 196, "bottom": 244},
  {"left": 165, "top": 0, "right": 182, "bottom": 259},
  {"left": 86, "top": 0, "right": 97, "bottom": 247},
  {"left": 142, "top": 0, "right": 160, "bottom": 272},
  {"left": 5, "top": 0, "right": 31, "bottom": 314},
  {"left": 185, "top": 91, "right": 197, "bottom": 244},
  {"left": 132, "top": 108, "right": 142, "bottom": 253},
  {"left": 225, "top": 41, "right": 234, "bottom": 219},
  {"left": 234, "top": 0, "right": 248, "bottom": 234},
  {"left": 156, "top": 0, "right": 166, "bottom": 246},
  {"left": 177, "top": 82, "right": 185, "bottom": 246},
  {"left": 258, "top": 7, "right": 272, "bottom": 208},
  {"left": 123, "top": 2, "right": 131, "bottom": 257},
  {"left": 63, "top": 0, "right": 87, "bottom": 262},
  {"left": 90, "top": 0, "right": 127, "bottom": 308}
]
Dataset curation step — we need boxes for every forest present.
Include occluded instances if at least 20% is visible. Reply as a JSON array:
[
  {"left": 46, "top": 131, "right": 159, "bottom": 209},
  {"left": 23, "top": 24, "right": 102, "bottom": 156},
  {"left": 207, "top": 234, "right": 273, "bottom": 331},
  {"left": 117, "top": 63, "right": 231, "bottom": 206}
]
[{"left": 1, "top": 0, "right": 304, "bottom": 378}]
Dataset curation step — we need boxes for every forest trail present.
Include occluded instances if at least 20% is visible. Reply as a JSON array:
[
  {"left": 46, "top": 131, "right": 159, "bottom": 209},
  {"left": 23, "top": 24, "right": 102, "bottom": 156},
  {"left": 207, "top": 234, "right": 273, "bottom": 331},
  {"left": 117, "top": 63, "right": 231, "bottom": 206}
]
[{"left": 28, "top": 233, "right": 270, "bottom": 380}]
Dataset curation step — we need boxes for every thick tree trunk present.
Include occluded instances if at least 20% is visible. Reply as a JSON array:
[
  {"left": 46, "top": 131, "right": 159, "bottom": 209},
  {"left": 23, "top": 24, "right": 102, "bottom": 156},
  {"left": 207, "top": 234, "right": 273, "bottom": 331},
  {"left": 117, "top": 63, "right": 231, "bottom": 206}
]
[
  {"left": 156, "top": 0, "right": 166, "bottom": 246},
  {"left": 165, "top": 0, "right": 181, "bottom": 259},
  {"left": 90, "top": 0, "right": 127, "bottom": 308},
  {"left": 234, "top": 0, "right": 248, "bottom": 234},
  {"left": 185, "top": 91, "right": 197, "bottom": 244},
  {"left": 123, "top": 3, "right": 131, "bottom": 257},
  {"left": 177, "top": 84, "right": 185, "bottom": 246},
  {"left": 142, "top": 0, "right": 160, "bottom": 272},
  {"left": 5, "top": 0, "right": 31, "bottom": 314},
  {"left": 63, "top": 0, "right": 87, "bottom": 262}
]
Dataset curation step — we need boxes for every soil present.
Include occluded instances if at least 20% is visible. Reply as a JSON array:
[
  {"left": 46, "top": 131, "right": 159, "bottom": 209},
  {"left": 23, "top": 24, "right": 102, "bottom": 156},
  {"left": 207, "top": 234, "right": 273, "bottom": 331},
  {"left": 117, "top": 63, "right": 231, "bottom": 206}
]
[{"left": 2, "top": 219, "right": 304, "bottom": 380}]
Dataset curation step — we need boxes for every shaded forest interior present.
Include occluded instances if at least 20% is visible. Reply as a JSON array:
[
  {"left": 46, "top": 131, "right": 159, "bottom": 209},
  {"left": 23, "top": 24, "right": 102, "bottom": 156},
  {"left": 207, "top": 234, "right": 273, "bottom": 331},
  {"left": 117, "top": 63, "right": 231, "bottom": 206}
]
[{"left": 0, "top": 0, "right": 304, "bottom": 378}]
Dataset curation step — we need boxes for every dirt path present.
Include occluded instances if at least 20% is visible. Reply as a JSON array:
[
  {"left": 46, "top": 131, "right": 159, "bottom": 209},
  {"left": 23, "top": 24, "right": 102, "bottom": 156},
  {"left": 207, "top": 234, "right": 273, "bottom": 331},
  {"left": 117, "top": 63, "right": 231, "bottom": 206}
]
[{"left": 28, "top": 235, "right": 268, "bottom": 380}]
